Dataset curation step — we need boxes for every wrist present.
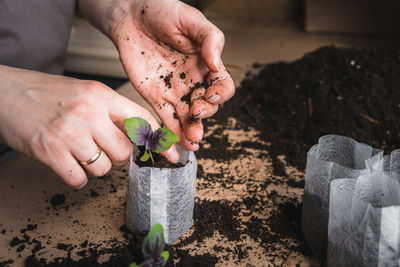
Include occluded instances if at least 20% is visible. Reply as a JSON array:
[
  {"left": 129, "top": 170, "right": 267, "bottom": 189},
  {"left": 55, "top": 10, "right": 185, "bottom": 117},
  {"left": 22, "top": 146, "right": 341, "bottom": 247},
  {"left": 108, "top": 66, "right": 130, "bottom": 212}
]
[{"left": 78, "top": 0, "right": 137, "bottom": 41}]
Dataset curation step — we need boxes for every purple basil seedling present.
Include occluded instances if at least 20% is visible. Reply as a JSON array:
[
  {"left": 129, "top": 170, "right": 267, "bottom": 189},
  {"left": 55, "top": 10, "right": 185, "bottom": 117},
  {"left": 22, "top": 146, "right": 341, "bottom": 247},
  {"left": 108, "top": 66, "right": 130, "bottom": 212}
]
[
  {"left": 124, "top": 117, "right": 179, "bottom": 164},
  {"left": 129, "top": 223, "right": 170, "bottom": 267}
]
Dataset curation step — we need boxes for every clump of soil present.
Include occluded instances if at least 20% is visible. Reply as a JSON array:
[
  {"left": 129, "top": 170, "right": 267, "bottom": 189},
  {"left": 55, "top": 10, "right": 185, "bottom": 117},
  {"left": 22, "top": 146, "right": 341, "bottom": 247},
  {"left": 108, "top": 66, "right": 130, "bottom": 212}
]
[
  {"left": 162, "top": 72, "right": 173, "bottom": 88},
  {"left": 180, "top": 81, "right": 211, "bottom": 106},
  {"left": 50, "top": 194, "right": 66, "bottom": 207},
  {"left": 134, "top": 146, "right": 185, "bottom": 168}
]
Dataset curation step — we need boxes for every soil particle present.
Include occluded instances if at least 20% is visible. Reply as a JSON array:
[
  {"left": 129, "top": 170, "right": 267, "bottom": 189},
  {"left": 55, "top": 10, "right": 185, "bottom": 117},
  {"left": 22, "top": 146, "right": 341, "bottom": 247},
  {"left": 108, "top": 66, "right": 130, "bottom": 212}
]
[
  {"left": 0, "top": 260, "right": 14, "bottom": 266},
  {"left": 179, "top": 72, "right": 186, "bottom": 79},
  {"left": 10, "top": 237, "right": 24, "bottom": 247},
  {"left": 163, "top": 72, "right": 173, "bottom": 88},
  {"left": 16, "top": 244, "right": 26, "bottom": 252},
  {"left": 90, "top": 190, "right": 99, "bottom": 198},
  {"left": 173, "top": 112, "right": 179, "bottom": 120},
  {"left": 56, "top": 243, "right": 71, "bottom": 251},
  {"left": 50, "top": 194, "right": 66, "bottom": 207},
  {"left": 80, "top": 241, "right": 88, "bottom": 248},
  {"left": 21, "top": 224, "right": 37, "bottom": 234}
]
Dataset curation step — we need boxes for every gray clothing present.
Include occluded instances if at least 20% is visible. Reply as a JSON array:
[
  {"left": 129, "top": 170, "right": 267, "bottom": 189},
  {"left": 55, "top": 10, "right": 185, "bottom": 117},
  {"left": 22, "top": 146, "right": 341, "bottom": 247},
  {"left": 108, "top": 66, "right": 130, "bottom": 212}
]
[{"left": 0, "top": 0, "right": 76, "bottom": 74}]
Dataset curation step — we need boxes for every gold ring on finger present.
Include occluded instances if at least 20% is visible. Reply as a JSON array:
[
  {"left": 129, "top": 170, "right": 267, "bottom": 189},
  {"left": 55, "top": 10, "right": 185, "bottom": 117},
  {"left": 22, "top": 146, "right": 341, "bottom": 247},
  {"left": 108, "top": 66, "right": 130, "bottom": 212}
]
[{"left": 79, "top": 146, "right": 102, "bottom": 166}]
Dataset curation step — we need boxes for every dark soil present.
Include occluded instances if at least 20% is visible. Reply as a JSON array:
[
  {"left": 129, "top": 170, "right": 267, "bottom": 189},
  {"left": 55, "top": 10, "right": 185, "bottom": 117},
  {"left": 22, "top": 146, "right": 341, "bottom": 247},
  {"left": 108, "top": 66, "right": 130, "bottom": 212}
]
[
  {"left": 215, "top": 45, "right": 400, "bottom": 173},
  {"left": 134, "top": 146, "right": 185, "bottom": 168},
  {"left": 162, "top": 72, "right": 173, "bottom": 89},
  {"left": 180, "top": 81, "right": 211, "bottom": 106},
  {"left": 50, "top": 194, "right": 66, "bottom": 207},
  {"left": 205, "top": 45, "right": 400, "bottom": 262}
]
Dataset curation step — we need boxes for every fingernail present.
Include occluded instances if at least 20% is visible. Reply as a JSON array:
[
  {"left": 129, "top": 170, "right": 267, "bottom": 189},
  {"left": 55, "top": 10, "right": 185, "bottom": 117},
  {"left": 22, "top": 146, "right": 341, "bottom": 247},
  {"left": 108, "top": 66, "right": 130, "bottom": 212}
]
[
  {"left": 206, "top": 94, "right": 221, "bottom": 103},
  {"left": 166, "top": 146, "right": 180, "bottom": 163},
  {"left": 194, "top": 109, "right": 207, "bottom": 118},
  {"left": 75, "top": 179, "right": 88, "bottom": 190},
  {"left": 213, "top": 49, "right": 221, "bottom": 72}
]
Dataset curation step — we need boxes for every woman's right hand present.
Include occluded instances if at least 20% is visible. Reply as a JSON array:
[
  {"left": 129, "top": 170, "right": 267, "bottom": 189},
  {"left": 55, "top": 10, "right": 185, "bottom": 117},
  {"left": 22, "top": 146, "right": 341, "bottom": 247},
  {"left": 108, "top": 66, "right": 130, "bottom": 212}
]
[{"left": 0, "top": 65, "right": 179, "bottom": 188}]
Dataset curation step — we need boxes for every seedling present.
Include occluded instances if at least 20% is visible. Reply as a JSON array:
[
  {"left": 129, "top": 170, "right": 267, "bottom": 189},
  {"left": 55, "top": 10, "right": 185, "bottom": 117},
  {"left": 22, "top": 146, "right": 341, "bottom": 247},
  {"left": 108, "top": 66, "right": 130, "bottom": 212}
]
[
  {"left": 124, "top": 117, "right": 179, "bottom": 164},
  {"left": 129, "top": 223, "right": 170, "bottom": 267}
]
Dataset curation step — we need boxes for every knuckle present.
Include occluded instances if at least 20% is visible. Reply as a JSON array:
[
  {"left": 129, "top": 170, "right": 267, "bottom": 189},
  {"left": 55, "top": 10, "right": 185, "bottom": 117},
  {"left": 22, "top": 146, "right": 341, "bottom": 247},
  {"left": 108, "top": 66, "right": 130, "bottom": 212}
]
[
  {"left": 51, "top": 118, "right": 72, "bottom": 136},
  {"left": 65, "top": 98, "right": 94, "bottom": 119},
  {"left": 83, "top": 80, "right": 105, "bottom": 92},
  {"left": 83, "top": 80, "right": 112, "bottom": 98}
]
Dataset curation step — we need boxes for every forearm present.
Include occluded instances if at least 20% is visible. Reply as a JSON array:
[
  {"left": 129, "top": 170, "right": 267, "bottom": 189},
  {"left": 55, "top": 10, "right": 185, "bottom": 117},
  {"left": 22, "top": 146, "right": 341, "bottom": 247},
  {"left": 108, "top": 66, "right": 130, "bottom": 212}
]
[{"left": 78, "top": 0, "right": 135, "bottom": 39}]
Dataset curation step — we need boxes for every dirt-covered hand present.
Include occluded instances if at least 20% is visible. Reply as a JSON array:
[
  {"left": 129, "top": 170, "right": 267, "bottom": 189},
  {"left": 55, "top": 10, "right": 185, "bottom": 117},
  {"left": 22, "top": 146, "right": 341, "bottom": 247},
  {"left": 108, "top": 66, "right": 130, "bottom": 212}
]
[
  {"left": 0, "top": 65, "right": 179, "bottom": 188},
  {"left": 107, "top": 0, "right": 235, "bottom": 150}
]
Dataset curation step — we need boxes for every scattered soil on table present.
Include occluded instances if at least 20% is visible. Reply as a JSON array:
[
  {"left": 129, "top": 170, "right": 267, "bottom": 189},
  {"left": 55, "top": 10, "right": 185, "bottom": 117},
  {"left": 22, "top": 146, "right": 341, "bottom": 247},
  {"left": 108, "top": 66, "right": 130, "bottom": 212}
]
[
  {"left": 6, "top": 46, "right": 400, "bottom": 266},
  {"left": 134, "top": 146, "right": 185, "bottom": 168}
]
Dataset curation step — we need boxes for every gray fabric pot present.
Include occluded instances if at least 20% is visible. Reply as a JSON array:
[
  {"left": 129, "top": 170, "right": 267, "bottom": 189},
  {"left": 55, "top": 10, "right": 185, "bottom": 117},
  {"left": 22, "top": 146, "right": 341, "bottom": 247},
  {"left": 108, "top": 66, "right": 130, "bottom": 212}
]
[
  {"left": 328, "top": 172, "right": 400, "bottom": 267},
  {"left": 303, "top": 135, "right": 400, "bottom": 265},
  {"left": 126, "top": 145, "right": 197, "bottom": 244},
  {"left": 302, "top": 135, "right": 382, "bottom": 258}
]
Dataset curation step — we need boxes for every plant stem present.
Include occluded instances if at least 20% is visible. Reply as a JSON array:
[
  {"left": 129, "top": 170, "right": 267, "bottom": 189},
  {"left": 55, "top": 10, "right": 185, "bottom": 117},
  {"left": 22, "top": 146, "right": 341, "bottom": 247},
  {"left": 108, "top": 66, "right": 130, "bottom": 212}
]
[{"left": 149, "top": 150, "right": 155, "bottom": 165}]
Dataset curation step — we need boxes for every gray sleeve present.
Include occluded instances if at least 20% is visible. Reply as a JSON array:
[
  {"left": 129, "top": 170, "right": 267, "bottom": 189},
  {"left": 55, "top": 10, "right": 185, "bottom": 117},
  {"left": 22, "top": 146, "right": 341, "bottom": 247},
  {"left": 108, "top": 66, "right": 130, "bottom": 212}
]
[{"left": 0, "top": 0, "right": 76, "bottom": 74}]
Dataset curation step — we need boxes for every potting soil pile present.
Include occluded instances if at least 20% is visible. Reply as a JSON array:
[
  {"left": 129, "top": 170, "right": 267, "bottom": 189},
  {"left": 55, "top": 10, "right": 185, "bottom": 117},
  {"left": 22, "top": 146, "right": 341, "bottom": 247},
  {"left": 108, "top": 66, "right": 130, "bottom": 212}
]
[{"left": 2, "top": 46, "right": 400, "bottom": 266}]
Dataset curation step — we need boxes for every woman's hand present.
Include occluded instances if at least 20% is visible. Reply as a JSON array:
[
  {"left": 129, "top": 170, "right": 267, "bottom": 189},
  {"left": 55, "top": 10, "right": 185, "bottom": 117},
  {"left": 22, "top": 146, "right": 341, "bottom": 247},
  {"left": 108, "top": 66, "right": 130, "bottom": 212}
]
[
  {"left": 79, "top": 0, "right": 235, "bottom": 151},
  {"left": 0, "top": 65, "right": 179, "bottom": 188}
]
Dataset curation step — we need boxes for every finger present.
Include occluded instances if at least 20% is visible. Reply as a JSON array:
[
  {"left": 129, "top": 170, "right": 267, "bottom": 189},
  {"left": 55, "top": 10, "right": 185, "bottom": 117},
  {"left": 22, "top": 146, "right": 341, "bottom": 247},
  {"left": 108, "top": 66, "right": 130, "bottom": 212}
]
[
  {"left": 70, "top": 133, "right": 112, "bottom": 178},
  {"left": 191, "top": 100, "right": 219, "bottom": 119},
  {"left": 185, "top": 116, "right": 204, "bottom": 144},
  {"left": 32, "top": 133, "right": 87, "bottom": 189},
  {"left": 90, "top": 119, "right": 133, "bottom": 170},
  {"left": 190, "top": 87, "right": 218, "bottom": 119},
  {"left": 173, "top": 99, "right": 204, "bottom": 143},
  {"left": 204, "top": 68, "right": 235, "bottom": 104},
  {"left": 155, "top": 101, "right": 200, "bottom": 151},
  {"left": 52, "top": 154, "right": 88, "bottom": 189},
  {"left": 179, "top": 3, "right": 225, "bottom": 72},
  {"left": 108, "top": 93, "right": 180, "bottom": 163}
]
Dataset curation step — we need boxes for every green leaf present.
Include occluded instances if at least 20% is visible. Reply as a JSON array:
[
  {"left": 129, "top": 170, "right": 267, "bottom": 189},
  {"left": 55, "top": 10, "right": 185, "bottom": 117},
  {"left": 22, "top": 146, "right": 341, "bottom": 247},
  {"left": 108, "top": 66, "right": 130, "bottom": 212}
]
[
  {"left": 124, "top": 117, "right": 151, "bottom": 146},
  {"left": 140, "top": 149, "right": 151, "bottom": 162},
  {"left": 129, "top": 263, "right": 140, "bottom": 267},
  {"left": 142, "top": 224, "right": 166, "bottom": 259},
  {"left": 161, "top": 251, "right": 170, "bottom": 265},
  {"left": 152, "top": 128, "right": 179, "bottom": 153}
]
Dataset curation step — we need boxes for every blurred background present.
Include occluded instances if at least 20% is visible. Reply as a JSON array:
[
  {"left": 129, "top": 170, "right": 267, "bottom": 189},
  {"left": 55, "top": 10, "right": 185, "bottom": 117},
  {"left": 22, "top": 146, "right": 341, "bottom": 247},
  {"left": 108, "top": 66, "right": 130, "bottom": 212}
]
[{"left": 65, "top": 0, "right": 400, "bottom": 85}]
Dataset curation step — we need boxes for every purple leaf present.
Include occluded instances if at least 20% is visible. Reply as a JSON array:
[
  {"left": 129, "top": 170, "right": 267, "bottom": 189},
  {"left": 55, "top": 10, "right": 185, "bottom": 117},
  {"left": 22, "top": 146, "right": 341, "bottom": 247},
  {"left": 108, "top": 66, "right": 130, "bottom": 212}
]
[{"left": 124, "top": 117, "right": 152, "bottom": 146}]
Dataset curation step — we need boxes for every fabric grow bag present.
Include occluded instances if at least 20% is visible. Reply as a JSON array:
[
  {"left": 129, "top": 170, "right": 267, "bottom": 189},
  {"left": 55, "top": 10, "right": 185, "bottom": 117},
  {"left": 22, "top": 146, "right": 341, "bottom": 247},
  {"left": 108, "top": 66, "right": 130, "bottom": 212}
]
[{"left": 126, "top": 145, "right": 197, "bottom": 244}]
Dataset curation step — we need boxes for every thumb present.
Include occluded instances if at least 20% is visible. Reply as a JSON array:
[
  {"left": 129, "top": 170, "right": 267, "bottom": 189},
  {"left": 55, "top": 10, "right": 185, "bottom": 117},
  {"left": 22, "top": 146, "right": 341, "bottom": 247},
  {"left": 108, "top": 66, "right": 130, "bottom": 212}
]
[
  {"left": 179, "top": 3, "right": 225, "bottom": 73},
  {"left": 108, "top": 92, "right": 180, "bottom": 163}
]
